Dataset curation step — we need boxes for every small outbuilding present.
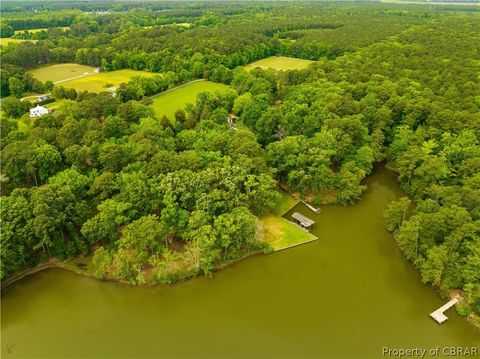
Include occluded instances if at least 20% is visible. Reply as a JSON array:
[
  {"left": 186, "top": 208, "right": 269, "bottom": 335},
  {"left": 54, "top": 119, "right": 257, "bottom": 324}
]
[
  {"left": 33, "top": 95, "right": 52, "bottom": 105},
  {"left": 292, "top": 212, "right": 315, "bottom": 230},
  {"left": 29, "top": 105, "right": 49, "bottom": 118}
]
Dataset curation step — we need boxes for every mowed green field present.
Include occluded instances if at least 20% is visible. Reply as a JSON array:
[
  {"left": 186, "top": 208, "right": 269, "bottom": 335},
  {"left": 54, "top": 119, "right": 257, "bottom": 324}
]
[
  {"left": 261, "top": 215, "right": 317, "bottom": 251},
  {"left": 29, "top": 64, "right": 97, "bottom": 83},
  {"left": 59, "top": 69, "right": 157, "bottom": 93},
  {"left": 260, "top": 190, "right": 317, "bottom": 251},
  {"left": 0, "top": 38, "right": 36, "bottom": 46},
  {"left": 14, "top": 27, "right": 69, "bottom": 34},
  {"left": 150, "top": 80, "right": 228, "bottom": 120},
  {"left": 246, "top": 56, "right": 314, "bottom": 71},
  {"left": 44, "top": 99, "right": 67, "bottom": 110}
]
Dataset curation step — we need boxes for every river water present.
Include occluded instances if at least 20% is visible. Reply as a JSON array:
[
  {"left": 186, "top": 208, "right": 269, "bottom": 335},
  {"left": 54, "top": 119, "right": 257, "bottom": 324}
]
[{"left": 1, "top": 168, "right": 478, "bottom": 358}]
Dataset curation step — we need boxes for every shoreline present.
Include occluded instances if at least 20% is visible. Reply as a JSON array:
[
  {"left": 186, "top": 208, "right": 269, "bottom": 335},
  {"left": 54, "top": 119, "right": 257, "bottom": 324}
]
[
  {"left": 1, "top": 259, "right": 62, "bottom": 289},
  {"left": 1, "top": 249, "right": 264, "bottom": 291},
  {"left": 3, "top": 247, "right": 478, "bottom": 332},
  {"left": 2, "top": 181, "right": 478, "bottom": 332}
]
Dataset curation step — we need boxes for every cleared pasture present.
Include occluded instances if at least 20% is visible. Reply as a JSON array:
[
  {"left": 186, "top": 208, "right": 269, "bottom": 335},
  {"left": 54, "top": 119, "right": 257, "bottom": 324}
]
[
  {"left": 0, "top": 38, "right": 36, "bottom": 46},
  {"left": 14, "top": 27, "right": 69, "bottom": 34},
  {"left": 58, "top": 69, "right": 157, "bottom": 93},
  {"left": 246, "top": 56, "right": 314, "bottom": 71},
  {"left": 150, "top": 80, "right": 228, "bottom": 120},
  {"left": 29, "top": 64, "right": 97, "bottom": 83}
]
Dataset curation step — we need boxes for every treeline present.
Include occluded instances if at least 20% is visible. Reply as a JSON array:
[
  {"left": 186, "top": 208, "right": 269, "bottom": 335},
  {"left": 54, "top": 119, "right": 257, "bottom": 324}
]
[
  {"left": 0, "top": 3, "right": 434, "bottom": 76},
  {"left": 1, "top": 10, "right": 81, "bottom": 31}
]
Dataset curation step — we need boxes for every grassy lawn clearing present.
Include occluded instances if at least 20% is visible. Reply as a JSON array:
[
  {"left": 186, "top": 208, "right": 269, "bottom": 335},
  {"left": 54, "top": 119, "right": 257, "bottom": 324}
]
[
  {"left": 44, "top": 99, "right": 67, "bottom": 110},
  {"left": 261, "top": 215, "right": 317, "bottom": 251},
  {"left": 29, "top": 63, "right": 97, "bottom": 83},
  {"left": 0, "top": 38, "right": 36, "bottom": 46},
  {"left": 246, "top": 56, "right": 314, "bottom": 71},
  {"left": 272, "top": 189, "right": 299, "bottom": 216},
  {"left": 261, "top": 189, "right": 317, "bottom": 251},
  {"left": 150, "top": 80, "right": 228, "bottom": 121},
  {"left": 14, "top": 27, "right": 69, "bottom": 34},
  {"left": 59, "top": 69, "right": 157, "bottom": 93}
]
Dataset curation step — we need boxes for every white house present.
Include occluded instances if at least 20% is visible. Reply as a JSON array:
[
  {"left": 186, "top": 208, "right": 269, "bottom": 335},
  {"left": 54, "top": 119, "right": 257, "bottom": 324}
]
[{"left": 29, "top": 105, "right": 49, "bottom": 118}]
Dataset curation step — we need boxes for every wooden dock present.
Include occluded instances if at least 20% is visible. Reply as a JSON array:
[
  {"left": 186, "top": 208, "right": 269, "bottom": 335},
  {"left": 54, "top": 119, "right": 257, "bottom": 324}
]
[
  {"left": 301, "top": 200, "right": 321, "bottom": 214},
  {"left": 430, "top": 297, "right": 459, "bottom": 324}
]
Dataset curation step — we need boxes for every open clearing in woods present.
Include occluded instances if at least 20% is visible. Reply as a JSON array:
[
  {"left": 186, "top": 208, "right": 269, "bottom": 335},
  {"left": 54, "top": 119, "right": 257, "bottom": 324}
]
[
  {"left": 261, "top": 215, "right": 317, "bottom": 251},
  {"left": 246, "top": 56, "right": 314, "bottom": 71},
  {"left": 56, "top": 69, "right": 157, "bottom": 93},
  {"left": 260, "top": 190, "right": 317, "bottom": 251},
  {"left": 150, "top": 80, "right": 228, "bottom": 121},
  {"left": 14, "top": 27, "right": 69, "bottom": 34},
  {"left": 0, "top": 38, "right": 37, "bottom": 46},
  {"left": 29, "top": 63, "right": 97, "bottom": 83}
]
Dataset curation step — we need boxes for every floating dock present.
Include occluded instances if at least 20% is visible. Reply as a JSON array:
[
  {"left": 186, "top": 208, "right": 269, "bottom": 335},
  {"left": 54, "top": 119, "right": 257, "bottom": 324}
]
[{"left": 430, "top": 297, "right": 459, "bottom": 324}]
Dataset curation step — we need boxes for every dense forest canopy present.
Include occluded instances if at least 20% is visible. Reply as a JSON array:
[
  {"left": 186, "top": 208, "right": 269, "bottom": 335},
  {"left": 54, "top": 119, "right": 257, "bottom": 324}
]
[{"left": 1, "top": 1, "right": 479, "bottom": 322}]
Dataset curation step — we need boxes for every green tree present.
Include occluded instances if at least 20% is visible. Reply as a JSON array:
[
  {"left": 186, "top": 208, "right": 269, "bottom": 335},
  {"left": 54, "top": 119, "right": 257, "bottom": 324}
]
[
  {"left": 421, "top": 245, "right": 449, "bottom": 286},
  {"left": 384, "top": 197, "right": 411, "bottom": 232},
  {"left": 117, "top": 215, "right": 165, "bottom": 264},
  {"left": 8, "top": 77, "right": 24, "bottom": 98},
  {"left": 81, "top": 199, "right": 133, "bottom": 244},
  {"left": 44, "top": 81, "right": 54, "bottom": 92},
  {"left": 1, "top": 140, "right": 37, "bottom": 185},
  {"left": 394, "top": 217, "right": 420, "bottom": 262},
  {"left": 35, "top": 143, "right": 63, "bottom": 182},
  {"left": 0, "top": 189, "right": 36, "bottom": 279},
  {"left": 0, "top": 23, "right": 14, "bottom": 38},
  {"left": 1, "top": 96, "right": 30, "bottom": 118},
  {"left": 92, "top": 247, "right": 112, "bottom": 279}
]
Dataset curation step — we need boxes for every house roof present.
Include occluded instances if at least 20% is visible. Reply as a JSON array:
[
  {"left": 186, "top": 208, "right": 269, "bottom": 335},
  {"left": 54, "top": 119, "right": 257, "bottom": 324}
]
[
  {"left": 31, "top": 105, "right": 47, "bottom": 110},
  {"left": 292, "top": 212, "right": 315, "bottom": 227}
]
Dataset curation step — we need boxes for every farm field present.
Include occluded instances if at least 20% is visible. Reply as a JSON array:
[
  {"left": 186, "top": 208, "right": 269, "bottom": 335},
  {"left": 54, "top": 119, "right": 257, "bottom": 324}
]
[
  {"left": 143, "top": 23, "right": 191, "bottom": 29},
  {"left": 14, "top": 27, "right": 69, "bottom": 34},
  {"left": 58, "top": 69, "right": 157, "bottom": 93},
  {"left": 0, "top": 38, "right": 36, "bottom": 46},
  {"left": 150, "top": 80, "right": 228, "bottom": 120},
  {"left": 246, "top": 56, "right": 314, "bottom": 71},
  {"left": 29, "top": 63, "right": 97, "bottom": 83}
]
